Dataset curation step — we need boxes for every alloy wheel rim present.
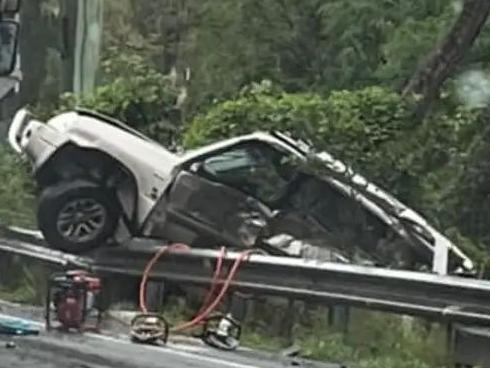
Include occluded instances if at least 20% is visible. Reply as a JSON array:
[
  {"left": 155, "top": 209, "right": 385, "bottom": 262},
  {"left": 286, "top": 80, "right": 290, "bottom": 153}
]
[{"left": 56, "top": 198, "right": 107, "bottom": 243}]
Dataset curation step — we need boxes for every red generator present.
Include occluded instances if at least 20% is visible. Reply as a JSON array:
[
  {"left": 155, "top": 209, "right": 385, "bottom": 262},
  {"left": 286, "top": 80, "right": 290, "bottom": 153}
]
[{"left": 45, "top": 270, "right": 102, "bottom": 332}]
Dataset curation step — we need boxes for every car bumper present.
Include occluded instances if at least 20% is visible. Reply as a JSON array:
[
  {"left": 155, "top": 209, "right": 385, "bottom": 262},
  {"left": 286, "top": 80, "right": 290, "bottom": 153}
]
[{"left": 8, "top": 109, "right": 66, "bottom": 169}]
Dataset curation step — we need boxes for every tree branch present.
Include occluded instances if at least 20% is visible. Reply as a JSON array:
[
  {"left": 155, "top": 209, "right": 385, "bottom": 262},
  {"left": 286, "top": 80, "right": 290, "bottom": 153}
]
[{"left": 402, "top": 0, "right": 490, "bottom": 106}]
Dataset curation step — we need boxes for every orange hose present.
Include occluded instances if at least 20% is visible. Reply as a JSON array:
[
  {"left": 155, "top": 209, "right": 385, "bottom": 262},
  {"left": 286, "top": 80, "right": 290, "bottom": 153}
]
[
  {"left": 138, "top": 243, "right": 252, "bottom": 333},
  {"left": 172, "top": 250, "right": 252, "bottom": 332},
  {"left": 195, "top": 246, "right": 227, "bottom": 316},
  {"left": 139, "top": 243, "right": 190, "bottom": 313}
]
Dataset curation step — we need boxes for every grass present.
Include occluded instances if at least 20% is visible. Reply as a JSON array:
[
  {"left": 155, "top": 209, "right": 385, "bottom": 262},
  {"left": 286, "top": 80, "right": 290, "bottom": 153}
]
[
  {"left": 237, "top": 301, "right": 451, "bottom": 367},
  {"left": 151, "top": 296, "right": 451, "bottom": 367},
  {"left": 0, "top": 144, "right": 36, "bottom": 229},
  {"left": 0, "top": 257, "right": 453, "bottom": 367},
  {"left": 291, "top": 308, "right": 450, "bottom": 368},
  {"left": 0, "top": 144, "right": 455, "bottom": 367},
  {"left": 0, "top": 285, "right": 38, "bottom": 304},
  {"left": 0, "top": 259, "right": 48, "bottom": 305}
]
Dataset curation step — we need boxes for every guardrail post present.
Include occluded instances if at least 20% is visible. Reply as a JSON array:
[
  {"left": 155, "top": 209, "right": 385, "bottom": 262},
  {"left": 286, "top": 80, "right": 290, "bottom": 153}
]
[
  {"left": 145, "top": 280, "right": 167, "bottom": 311},
  {"left": 99, "top": 274, "right": 139, "bottom": 310},
  {"left": 282, "top": 298, "right": 296, "bottom": 345},
  {"left": 228, "top": 291, "right": 249, "bottom": 321},
  {"left": 453, "top": 325, "right": 490, "bottom": 367},
  {"left": 328, "top": 305, "right": 350, "bottom": 334}
]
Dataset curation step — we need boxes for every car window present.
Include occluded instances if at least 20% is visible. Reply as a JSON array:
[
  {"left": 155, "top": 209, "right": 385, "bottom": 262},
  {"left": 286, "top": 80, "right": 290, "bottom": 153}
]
[
  {"left": 203, "top": 148, "right": 255, "bottom": 175},
  {"left": 199, "top": 143, "right": 294, "bottom": 204}
]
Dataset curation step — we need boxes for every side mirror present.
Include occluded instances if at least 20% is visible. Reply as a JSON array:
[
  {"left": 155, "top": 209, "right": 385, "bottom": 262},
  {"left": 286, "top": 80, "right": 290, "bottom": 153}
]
[
  {"left": 0, "top": 20, "right": 19, "bottom": 76},
  {"left": 189, "top": 161, "right": 204, "bottom": 174},
  {"left": 1, "top": 0, "right": 21, "bottom": 13}
]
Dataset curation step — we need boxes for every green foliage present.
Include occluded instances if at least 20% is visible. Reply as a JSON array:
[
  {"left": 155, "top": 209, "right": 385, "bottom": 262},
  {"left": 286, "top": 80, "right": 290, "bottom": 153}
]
[
  {"left": 184, "top": 80, "right": 325, "bottom": 147},
  {"left": 101, "top": 0, "right": 461, "bottom": 115},
  {"left": 56, "top": 49, "right": 182, "bottom": 146},
  {"left": 0, "top": 259, "right": 47, "bottom": 305},
  {"left": 12, "top": 1, "right": 490, "bottom": 363},
  {"left": 307, "top": 310, "right": 448, "bottom": 367},
  {"left": 448, "top": 113, "right": 490, "bottom": 248},
  {"left": 0, "top": 145, "right": 35, "bottom": 228},
  {"left": 380, "top": 106, "right": 482, "bottom": 216},
  {"left": 376, "top": 13, "right": 452, "bottom": 84},
  {"left": 29, "top": 0, "right": 490, "bottom": 116},
  {"left": 184, "top": 80, "right": 490, "bottom": 268},
  {"left": 194, "top": 0, "right": 455, "bottom": 95},
  {"left": 185, "top": 82, "right": 414, "bottom": 188},
  {"left": 240, "top": 303, "right": 449, "bottom": 368},
  {"left": 186, "top": 83, "right": 409, "bottom": 147},
  {"left": 32, "top": 0, "right": 488, "bottom": 265},
  {"left": 157, "top": 296, "right": 448, "bottom": 366}
]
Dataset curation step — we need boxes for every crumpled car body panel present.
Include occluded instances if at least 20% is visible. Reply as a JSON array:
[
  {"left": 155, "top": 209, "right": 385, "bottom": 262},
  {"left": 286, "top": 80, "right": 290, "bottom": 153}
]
[{"left": 8, "top": 109, "right": 474, "bottom": 275}]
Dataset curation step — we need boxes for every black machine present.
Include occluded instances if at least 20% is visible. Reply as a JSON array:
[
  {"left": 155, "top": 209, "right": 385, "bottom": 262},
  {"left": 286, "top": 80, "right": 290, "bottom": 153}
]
[
  {"left": 130, "top": 313, "right": 170, "bottom": 345},
  {"left": 200, "top": 313, "right": 242, "bottom": 351},
  {"left": 45, "top": 270, "right": 102, "bottom": 332}
]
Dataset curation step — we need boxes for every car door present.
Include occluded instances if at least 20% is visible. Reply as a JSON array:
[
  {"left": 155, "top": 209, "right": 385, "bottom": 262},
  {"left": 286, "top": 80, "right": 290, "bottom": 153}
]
[{"left": 145, "top": 141, "right": 294, "bottom": 248}]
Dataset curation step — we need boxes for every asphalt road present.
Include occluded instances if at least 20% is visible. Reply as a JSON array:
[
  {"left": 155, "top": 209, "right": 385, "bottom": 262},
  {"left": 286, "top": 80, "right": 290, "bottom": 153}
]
[
  {"left": 1, "top": 331, "right": 281, "bottom": 368},
  {"left": 0, "top": 311, "right": 343, "bottom": 368}
]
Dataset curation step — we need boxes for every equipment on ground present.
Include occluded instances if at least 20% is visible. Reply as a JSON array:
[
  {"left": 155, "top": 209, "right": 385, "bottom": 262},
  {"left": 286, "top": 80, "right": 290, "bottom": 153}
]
[
  {"left": 200, "top": 312, "right": 241, "bottom": 351},
  {"left": 130, "top": 313, "right": 169, "bottom": 345},
  {"left": 0, "top": 316, "right": 40, "bottom": 336},
  {"left": 45, "top": 270, "right": 102, "bottom": 332},
  {"left": 134, "top": 244, "right": 245, "bottom": 349}
]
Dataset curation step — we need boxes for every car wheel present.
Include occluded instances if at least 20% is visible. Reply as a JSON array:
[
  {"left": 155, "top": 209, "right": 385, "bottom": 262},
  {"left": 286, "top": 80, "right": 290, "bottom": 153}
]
[{"left": 37, "top": 180, "right": 120, "bottom": 253}]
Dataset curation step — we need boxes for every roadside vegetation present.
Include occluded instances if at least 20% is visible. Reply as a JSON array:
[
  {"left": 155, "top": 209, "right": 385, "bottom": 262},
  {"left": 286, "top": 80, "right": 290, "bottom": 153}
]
[
  {"left": 151, "top": 296, "right": 450, "bottom": 368},
  {"left": 0, "top": 145, "right": 35, "bottom": 228},
  {"left": 0, "top": 255, "right": 48, "bottom": 305},
  {"left": 3, "top": 0, "right": 490, "bottom": 366}
]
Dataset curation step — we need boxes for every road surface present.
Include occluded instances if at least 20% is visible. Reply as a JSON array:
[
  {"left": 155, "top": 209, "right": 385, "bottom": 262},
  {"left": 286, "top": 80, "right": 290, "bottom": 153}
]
[
  {"left": 1, "top": 331, "right": 283, "bottom": 368},
  {"left": 0, "top": 304, "right": 343, "bottom": 368}
]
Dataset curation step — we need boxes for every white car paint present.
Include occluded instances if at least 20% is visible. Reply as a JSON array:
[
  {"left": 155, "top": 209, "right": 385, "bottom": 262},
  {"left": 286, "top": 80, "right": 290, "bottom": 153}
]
[
  {"left": 10, "top": 109, "right": 179, "bottom": 222},
  {"left": 8, "top": 108, "right": 474, "bottom": 274}
]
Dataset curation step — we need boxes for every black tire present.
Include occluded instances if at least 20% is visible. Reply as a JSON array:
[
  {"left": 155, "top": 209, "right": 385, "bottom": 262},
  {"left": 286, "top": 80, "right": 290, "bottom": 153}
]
[{"left": 37, "top": 180, "right": 120, "bottom": 253}]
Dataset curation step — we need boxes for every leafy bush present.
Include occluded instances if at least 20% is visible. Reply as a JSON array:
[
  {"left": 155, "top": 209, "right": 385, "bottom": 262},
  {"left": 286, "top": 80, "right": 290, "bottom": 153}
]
[
  {"left": 0, "top": 145, "right": 35, "bottom": 228},
  {"left": 448, "top": 112, "right": 490, "bottom": 248},
  {"left": 298, "top": 309, "right": 449, "bottom": 367},
  {"left": 184, "top": 82, "right": 428, "bottom": 200},
  {"left": 184, "top": 81, "right": 490, "bottom": 267},
  {"left": 54, "top": 49, "right": 183, "bottom": 146},
  {"left": 185, "top": 82, "right": 413, "bottom": 177},
  {"left": 183, "top": 81, "right": 486, "bottom": 208},
  {"left": 0, "top": 259, "right": 48, "bottom": 305},
  {"left": 239, "top": 303, "right": 449, "bottom": 367}
]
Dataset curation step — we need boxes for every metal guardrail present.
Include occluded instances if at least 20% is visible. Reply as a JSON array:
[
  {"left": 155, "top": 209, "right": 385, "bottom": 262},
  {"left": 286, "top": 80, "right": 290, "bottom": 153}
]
[
  {"left": 0, "top": 237, "right": 89, "bottom": 267},
  {"left": 2, "top": 236, "right": 490, "bottom": 326}
]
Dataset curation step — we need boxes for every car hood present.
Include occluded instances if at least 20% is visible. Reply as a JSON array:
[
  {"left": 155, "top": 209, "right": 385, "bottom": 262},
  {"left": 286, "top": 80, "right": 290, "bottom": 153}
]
[{"left": 47, "top": 110, "right": 179, "bottom": 174}]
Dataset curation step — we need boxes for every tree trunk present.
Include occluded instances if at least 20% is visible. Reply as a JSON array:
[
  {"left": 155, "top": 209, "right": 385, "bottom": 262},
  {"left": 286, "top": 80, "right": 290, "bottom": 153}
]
[{"left": 402, "top": 0, "right": 490, "bottom": 106}]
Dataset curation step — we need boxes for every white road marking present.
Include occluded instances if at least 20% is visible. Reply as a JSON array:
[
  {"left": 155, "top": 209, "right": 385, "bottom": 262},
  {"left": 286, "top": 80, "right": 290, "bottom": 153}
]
[{"left": 0, "top": 313, "right": 260, "bottom": 368}]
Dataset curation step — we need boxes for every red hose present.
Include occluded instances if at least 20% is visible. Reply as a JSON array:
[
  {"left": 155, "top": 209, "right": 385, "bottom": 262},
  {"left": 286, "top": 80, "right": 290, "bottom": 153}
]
[
  {"left": 139, "top": 243, "right": 190, "bottom": 313},
  {"left": 195, "top": 246, "right": 226, "bottom": 316},
  {"left": 172, "top": 250, "right": 252, "bottom": 332},
  {"left": 138, "top": 243, "right": 252, "bottom": 333}
]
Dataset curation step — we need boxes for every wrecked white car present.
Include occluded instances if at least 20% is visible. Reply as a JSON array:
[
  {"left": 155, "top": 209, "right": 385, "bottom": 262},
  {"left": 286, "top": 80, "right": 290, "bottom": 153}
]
[{"left": 8, "top": 108, "right": 473, "bottom": 274}]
